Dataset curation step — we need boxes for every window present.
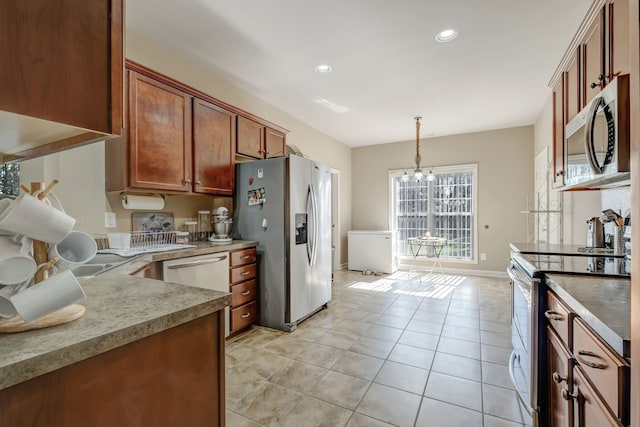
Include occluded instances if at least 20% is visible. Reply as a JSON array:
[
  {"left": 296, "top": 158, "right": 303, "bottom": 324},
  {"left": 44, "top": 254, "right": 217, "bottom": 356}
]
[
  {"left": 0, "top": 163, "right": 20, "bottom": 196},
  {"left": 390, "top": 164, "right": 477, "bottom": 262}
]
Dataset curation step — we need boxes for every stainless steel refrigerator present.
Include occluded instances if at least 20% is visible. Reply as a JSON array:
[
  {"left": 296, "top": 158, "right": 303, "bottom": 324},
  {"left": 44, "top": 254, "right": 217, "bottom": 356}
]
[{"left": 233, "top": 155, "right": 332, "bottom": 332}]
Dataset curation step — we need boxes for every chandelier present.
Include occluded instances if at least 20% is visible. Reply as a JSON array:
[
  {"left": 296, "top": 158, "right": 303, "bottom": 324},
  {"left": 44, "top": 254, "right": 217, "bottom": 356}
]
[{"left": 402, "top": 116, "right": 435, "bottom": 182}]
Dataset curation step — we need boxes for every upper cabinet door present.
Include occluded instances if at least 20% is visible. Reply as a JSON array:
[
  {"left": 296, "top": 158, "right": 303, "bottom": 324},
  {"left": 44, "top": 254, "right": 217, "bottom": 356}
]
[
  {"left": 582, "top": 7, "right": 606, "bottom": 104},
  {"left": 264, "top": 128, "right": 286, "bottom": 158},
  {"left": 0, "top": 0, "right": 124, "bottom": 160},
  {"left": 128, "top": 71, "right": 192, "bottom": 192},
  {"left": 607, "top": 0, "right": 630, "bottom": 82},
  {"left": 566, "top": 48, "right": 581, "bottom": 123},
  {"left": 236, "top": 116, "right": 265, "bottom": 158},
  {"left": 553, "top": 79, "right": 565, "bottom": 188},
  {"left": 193, "top": 98, "right": 235, "bottom": 195}
]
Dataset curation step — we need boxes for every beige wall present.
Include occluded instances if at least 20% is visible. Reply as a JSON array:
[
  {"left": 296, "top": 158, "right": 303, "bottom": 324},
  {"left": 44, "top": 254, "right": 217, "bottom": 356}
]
[{"left": 352, "top": 126, "right": 534, "bottom": 273}]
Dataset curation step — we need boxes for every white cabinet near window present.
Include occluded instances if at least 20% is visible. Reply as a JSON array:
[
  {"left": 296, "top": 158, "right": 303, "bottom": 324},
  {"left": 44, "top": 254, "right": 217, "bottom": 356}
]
[{"left": 348, "top": 230, "right": 397, "bottom": 273}]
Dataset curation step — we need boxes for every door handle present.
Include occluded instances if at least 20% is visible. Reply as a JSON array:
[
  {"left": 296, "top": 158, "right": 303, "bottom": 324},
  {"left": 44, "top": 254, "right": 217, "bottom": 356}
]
[{"left": 166, "top": 256, "right": 227, "bottom": 270}]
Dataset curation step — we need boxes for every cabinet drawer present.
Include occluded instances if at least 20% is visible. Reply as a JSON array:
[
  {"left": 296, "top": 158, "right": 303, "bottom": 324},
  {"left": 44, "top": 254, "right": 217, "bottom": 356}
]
[
  {"left": 231, "top": 279, "right": 257, "bottom": 308},
  {"left": 230, "top": 264, "right": 256, "bottom": 284},
  {"left": 545, "top": 290, "right": 573, "bottom": 347},
  {"left": 230, "top": 301, "right": 257, "bottom": 332},
  {"left": 230, "top": 248, "right": 256, "bottom": 267},
  {"left": 573, "top": 317, "right": 629, "bottom": 423}
]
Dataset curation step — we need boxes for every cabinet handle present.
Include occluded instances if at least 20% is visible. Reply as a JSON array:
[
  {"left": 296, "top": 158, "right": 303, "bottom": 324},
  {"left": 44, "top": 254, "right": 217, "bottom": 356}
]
[
  {"left": 241, "top": 290, "right": 251, "bottom": 296},
  {"left": 561, "top": 389, "right": 578, "bottom": 401},
  {"left": 183, "top": 179, "right": 192, "bottom": 185},
  {"left": 576, "top": 350, "right": 607, "bottom": 369},
  {"left": 590, "top": 82, "right": 600, "bottom": 89},
  {"left": 552, "top": 372, "right": 567, "bottom": 384},
  {"left": 195, "top": 180, "right": 201, "bottom": 185},
  {"left": 241, "top": 271, "right": 250, "bottom": 276},
  {"left": 240, "top": 255, "right": 251, "bottom": 260},
  {"left": 555, "top": 170, "right": 564, "bottom": 176},
  {"left": 241, "top": 312, "right": 251, "bottom": 318},
  {"left": 544, "top": 310, "right": 564, "bottom": 321}
]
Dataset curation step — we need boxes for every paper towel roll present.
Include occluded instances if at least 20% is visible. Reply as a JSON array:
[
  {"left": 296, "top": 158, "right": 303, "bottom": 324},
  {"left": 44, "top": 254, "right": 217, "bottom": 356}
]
[{"left": 121, "top": 195, "right": 165, "bottom": 210}]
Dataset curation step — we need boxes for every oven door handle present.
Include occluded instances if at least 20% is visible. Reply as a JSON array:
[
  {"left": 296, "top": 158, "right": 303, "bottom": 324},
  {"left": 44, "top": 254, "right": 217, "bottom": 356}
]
[{"left": 508, "top": 350, "right": 537, "bottom": 417}]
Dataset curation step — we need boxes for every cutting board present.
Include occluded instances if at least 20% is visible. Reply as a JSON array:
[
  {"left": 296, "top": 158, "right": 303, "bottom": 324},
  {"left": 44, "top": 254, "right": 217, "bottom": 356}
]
[{"left": 0, "top": 304, "right": 85, "bottom": 333}]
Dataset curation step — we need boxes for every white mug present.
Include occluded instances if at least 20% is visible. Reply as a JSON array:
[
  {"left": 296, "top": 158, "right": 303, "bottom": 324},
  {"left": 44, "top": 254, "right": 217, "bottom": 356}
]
[
  {"left": 0, "top": 193, "right": 75, "bottom": 244},
  {"left": 0, "top": 278, "right": 33, "bottom": 318},
  {"left": 10, "top": 270, "right": 85, "bottom": 323},
  {"left": 49, "top": 231, "right": 98, "bottom": 271},
  {"left": 0, "top": 236, "right": 37, "bottom": 285}
]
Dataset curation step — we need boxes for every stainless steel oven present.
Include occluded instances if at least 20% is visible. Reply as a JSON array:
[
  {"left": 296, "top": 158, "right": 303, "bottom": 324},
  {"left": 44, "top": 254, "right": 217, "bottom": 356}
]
[{"left": 507, "top": 254, "right": 541, "bottom": 425}]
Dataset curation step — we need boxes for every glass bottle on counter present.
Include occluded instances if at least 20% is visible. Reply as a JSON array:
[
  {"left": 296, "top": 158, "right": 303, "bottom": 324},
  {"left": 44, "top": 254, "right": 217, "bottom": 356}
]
[
  {"left": 184, "top": 220, "right": 198, "bottom": 243},
  {"left": 197, "top": 210, "right": 211, "bottom": 241}
]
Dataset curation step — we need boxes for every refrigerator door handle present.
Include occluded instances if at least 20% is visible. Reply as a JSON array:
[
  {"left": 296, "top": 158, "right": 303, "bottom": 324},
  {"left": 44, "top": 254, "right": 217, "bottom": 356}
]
[
  {"left": 306, "top": 185, "right": 313, "bottom": 265},
  {"left": 310, "top": 184, "right": 319, "bottom": 266}
]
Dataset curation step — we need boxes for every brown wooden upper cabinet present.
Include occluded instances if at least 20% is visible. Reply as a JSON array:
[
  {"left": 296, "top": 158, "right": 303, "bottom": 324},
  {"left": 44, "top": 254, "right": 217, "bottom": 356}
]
[
  {"left": 107, "top": 61, "right": 287, "bottom": 195},
  {"left": 0, "top": 0, "right": 124, "bottom": 161},
  {"left": 582, "top": 0, "right": 629, "bottom": 106},
  {"left": 236, "top": 116, "right": 286, "bottom": 159},
  {"left": 126, "top": 70, "right": 193, "bottom": 193},
  {"left": 193, "top": 99, "right": 235, "bottom": 195},
  {"left": 106, "top": 65, "right": 235, "bottom": 195},
  {"left": 107, "top": 67, "right": 234, "bottom": 195}
]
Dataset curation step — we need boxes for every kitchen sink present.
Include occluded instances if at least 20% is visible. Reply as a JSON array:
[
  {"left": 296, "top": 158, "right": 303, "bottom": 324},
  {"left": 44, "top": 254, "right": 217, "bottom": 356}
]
[{"left": 71, "top": 253, "right": 136, "bottom": 278}]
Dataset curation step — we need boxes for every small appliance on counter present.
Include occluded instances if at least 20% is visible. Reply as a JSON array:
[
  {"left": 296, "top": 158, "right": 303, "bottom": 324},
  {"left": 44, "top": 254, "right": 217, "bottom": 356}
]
[
  {"left": 210, "top": 207, "right": 233, "bottom": 244},
  {"left": 586, "top": 216, "right": 605, "bottom": 248}
]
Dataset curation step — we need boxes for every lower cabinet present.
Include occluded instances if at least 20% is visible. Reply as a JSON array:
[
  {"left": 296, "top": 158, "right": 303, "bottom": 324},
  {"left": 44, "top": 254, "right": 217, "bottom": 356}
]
[
  {"left": 229, "top": 247, "right": 258, "bottom": 335},
  {"left": 0, "top": 312, "right": 225, "bottom": 426},
  {"left": 547, "top": 326, "right": 573, "bottom": 427},
  {"left": 544, "top": 289, "right": 630, "bottom": 426}
]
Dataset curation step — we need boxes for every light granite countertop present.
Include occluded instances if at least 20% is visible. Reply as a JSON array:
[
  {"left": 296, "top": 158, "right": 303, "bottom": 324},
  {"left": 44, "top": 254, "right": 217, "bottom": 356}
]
[
  {"left": 545, "top": 274, "right": 630, "bottom": 358},
  {"left": 0, "top": 240, "right": 257, "bottom": 391}
]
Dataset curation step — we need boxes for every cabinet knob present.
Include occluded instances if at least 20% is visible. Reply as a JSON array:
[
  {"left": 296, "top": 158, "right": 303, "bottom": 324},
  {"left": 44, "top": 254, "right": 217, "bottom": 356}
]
[
  {"left": 561, "top": 389, "right": 578, "bottom": 401},
  {"left": 195, "top": 180, "right": 202, "bottom": 185},
  {"left": 183, "top": 179, "right": 192, "bottom": 185},
  {"left": 555, "top": 170, "right": 564, "bottom": 176},
  {"left": 552, "top": 372, "right": 567, "bottom": 384},
  {"left": 590, "top": 82, "right": 600, "bottom": 89}
]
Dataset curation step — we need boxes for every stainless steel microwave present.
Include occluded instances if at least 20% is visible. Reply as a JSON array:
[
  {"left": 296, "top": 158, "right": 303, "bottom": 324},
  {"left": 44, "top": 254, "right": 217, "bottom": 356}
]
[{"left": 563, "top": 74, "right": 630, "bottom": 189}]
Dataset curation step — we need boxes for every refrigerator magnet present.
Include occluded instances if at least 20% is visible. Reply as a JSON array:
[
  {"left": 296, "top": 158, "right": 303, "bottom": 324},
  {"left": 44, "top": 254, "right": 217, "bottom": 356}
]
[{"left": 248, "top": 188, "right": 266, "bottom": 205}]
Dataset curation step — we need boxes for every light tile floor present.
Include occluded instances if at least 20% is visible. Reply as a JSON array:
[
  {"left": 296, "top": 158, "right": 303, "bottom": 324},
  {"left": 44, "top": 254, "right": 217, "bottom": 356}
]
[{"left": 226, "top": 270, "right": 533, "bottom": 427}]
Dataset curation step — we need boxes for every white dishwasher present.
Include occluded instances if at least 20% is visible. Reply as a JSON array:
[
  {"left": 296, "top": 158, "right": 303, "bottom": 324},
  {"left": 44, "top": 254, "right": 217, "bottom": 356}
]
[{"left": 162, "top": 252, "right": 230, "bottom": 337}]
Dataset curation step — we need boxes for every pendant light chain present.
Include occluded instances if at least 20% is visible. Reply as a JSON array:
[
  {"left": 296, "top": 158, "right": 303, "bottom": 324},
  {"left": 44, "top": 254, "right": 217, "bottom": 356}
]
[{"left": 414, "top": 116, "right": 422, "bottom": 168}]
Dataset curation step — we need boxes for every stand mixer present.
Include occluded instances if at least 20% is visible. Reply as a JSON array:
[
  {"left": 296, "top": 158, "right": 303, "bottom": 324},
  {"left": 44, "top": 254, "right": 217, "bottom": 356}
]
[{"left": 210, "top": 207, "right": 233, "bottom": 243}]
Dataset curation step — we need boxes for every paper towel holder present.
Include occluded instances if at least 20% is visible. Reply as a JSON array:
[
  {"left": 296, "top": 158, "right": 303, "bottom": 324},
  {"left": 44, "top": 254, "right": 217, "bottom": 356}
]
[{"left": 120, "top": 193, "right": 166, "bottom": 210}]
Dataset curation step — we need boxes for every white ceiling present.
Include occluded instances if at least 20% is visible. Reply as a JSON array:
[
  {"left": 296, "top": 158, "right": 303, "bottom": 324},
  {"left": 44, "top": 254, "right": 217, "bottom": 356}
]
[{"left": 127, "top": 0, "right": 593, "bottom": 147}]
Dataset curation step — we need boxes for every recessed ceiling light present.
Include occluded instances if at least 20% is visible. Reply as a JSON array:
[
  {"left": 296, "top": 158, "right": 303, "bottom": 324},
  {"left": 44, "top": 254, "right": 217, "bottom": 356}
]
[
  {"left": 315, "top": 64, "right": 333, "bottom": 74},
  {"left": 435, "top": 29, "right": 458, "bottom": 43}
]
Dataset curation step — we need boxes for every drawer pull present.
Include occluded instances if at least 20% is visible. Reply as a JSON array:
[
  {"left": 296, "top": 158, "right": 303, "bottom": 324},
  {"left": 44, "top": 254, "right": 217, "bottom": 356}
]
[
  {"left": 552, "top": 372, "right": 567, "bottom": 384},
  {"left": 241, "top": 290, "right": 251, "bottom": 296},
  {"left": 240, "top": 255, "right": 252, "bottom": 260},
  {"left": 544, "top": 310, "right": 564, "bottom": 321},
  {"left": 241, "top": 271, "right": 250, "bottom": 276},
  {"left": 241, "top": 312, "right": 251, "bottom": 318},
  {"left": 561, "top": 389, "right": 578, "bottom": 401},
  {"left": 576, "top": 350, "right": 607, "bottom": 369}
]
